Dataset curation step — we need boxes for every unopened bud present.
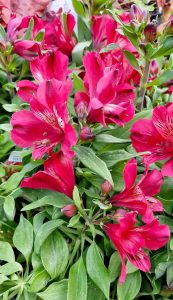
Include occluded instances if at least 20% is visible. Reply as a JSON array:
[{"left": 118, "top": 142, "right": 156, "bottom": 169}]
[
  {"left": 130, "top": 5, "right": 148, "bottom": 24},
  {"left": 101, "top": 180, "right": 113, "bottom": 195},
  {"left": 80, "top": 127, "right": 95, "bottom": 141},
  {"left": 75, "top": 101, "right": 88, "bottom": 120},
  {"left": 112, "top": 209, "right": 127, "bottom": 222},
  {"left": 61, "top": 204, "right": 77, "bottom": 218},
  {"left": 150, "top": 60, "right": 159, "bottom": 76},
  {"left": 164, "top": 18, "right": 173, "bottom": 35},
  {"left": 144, "top": 21, "right": 157, "bottom": 42}
]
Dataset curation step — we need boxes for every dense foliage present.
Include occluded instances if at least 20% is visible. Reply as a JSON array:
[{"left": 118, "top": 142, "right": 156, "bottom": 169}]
[{"left": 0, "top": 0, "right": 173, "bottom": 299}]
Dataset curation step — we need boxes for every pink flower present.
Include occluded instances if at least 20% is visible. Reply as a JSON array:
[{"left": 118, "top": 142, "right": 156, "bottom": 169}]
[
  {"left": 104, "top": 212, "right": 170, "bottom": 283},
  {"left": 74, "top": 52, "right": 135, "bottom": 126},
  {"left": 110, "top": 159, "right": 163, "bottom": 223},
  {"left": 61, "top": 204, "right": 77, "bottom": 217},
  {"left": 91, "top": 14, "right": 136, "bottom": 53},
  {"left": 21, "top": 151, "right": 75, "bottom": 198},
  {"left": 43, "top": 11, "right": 76, "bottom": 56},
  {"left": 7, "top": 15, "right": 43, "bottom": 42},
  {"left": 17, "top": 51, "right": 70, "bottom": 102},
  {"left": 130, "top": 104, "right": 173, "bottom": 176},
  {"left": 13, "top": 40, "right": 41, "bottom": 61},
  {"left": 11, "top": 79, "right": 76, "bottom": 159}
]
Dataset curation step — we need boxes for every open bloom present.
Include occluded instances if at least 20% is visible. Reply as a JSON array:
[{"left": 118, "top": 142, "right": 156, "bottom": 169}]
[
  {"left": 92, "top": 14, "right": 136, "bottom": 53},
  {"left": 110, "top": 159, "right": 163, "bottom": 223},
  {"left": 42, "top": 11, "right": 76, "bottom": 56},
  {"left": 104, "top": 212, "right": 170, "bottom": 283},
  {"left": 21, "top": 151, "right": 75, "bottom": 198},
  {"left": 74, "top": 52, "right": 135, "bottom": 126},
  {"left": 17, "top": 50, "right": 70, "bottom": 102},
  {"left": 11, "top": 79, "right": 76, "bottom": 159},
  {"left": 130, "top": 104, "right": 173, "bottom": 176}
]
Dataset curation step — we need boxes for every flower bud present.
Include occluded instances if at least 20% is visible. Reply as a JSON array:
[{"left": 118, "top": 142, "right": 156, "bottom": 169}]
[
  {"left": 61, "top": 204, "right": 77, "bottom": 218},
  {"left": 80, "top": 126, "right": 95, "bottom": 141},
  {"left": 164, "top": 18, "right": 173, "bottom": 35},
  {"left": 112, "top": 209, "right": 127, "bottom": 222},
  {"left": 75, "top": 101, "right": 88, "bottom": 120},
  {"left": 130, "top": 5, "right": 143, "bottom": 23},
  {"left": 101, "top": 180, "right": 113, "bottom": 194},
  {"left": 130, "top": 5, "right": 148, "bottom": 24},
  {"left": 144, "top": 21, "right": 157, "bottom": 42},
  {"left": 150, "top": 60, "right": 159, "bottom": 76}
]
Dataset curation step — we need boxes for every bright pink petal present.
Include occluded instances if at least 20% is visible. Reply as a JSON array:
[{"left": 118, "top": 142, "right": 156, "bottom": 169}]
[
  {"left": 30, "top": 50, "right": 69, "bottom": 82},
  {"left": 44, "top": 152, "right": 75, "bottom": 197},
  {"left": 17, "top": 80, "right": 37, "bottom": 102},
  {"left": 137, "top": 219, "right": 170, "bottom": 250},
  {"left": 21, "top": 171, "right": 62, "bottom": 192},
  {"left": 139, "top": 169, "right": 163, "bottom": 196},
  {"left": 61, "top": 124, "right": 77, "bottom": 155},
  {"left": 123, "top": 158, "right": 137, "bottom": 190},
  {"left": 152, "top": 104, "right": 173, "bottom": 141},
  {"left": 162, "top": 158, "right": 173, "bottom": 177},
  {"left": 83, "top": 52, "right": 104, "bottom": 98},
  {"left": 13, "top": 40, "right": 40, "bottom": 61}
]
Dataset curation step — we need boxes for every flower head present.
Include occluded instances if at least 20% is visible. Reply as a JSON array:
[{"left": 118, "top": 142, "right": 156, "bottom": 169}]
[
  {"left": 104, "top": 212, "right": 170, "bottom": 283},
  {"left": 110, "top": 159, "right": 163, "bottom": 223},
  {"left": 130, "top": 104, "right": 173, "bottom": 176}
]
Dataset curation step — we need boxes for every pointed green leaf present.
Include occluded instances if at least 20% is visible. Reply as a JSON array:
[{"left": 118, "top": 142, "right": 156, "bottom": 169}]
[
  {"left": 67, "top": 257, "right": 87, "bottom": 300},
  {"left": 37, "top": 280, "right": 68, "bottom": 300}
]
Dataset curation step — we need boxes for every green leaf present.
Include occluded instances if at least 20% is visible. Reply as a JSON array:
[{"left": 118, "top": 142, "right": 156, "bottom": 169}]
[
  {"left": 73, "top": 73, "right": 85, "bottom": 92},
  {"left": 158, "top": 216, "right": 173, "bottom": 232},
  {"left": 67, "top": 256, "right": 87, "bottom": 300},
  {"left": 34, "top": 219, "right": 64, "bottom": 253},
  {"left": 41, "top": 231, "right": 69, "bottom": 279},
  {"left": 108, "top": 252, "right": 121, "bottom": 283},
  {"left": 73, "top": 186, "right": 85, "bottom": 217},
  {"left": 72, "top": 0, "right": 85, "bottom": 15},
  {"left": 0, "top": 172, "right": 25, "bottom": 192},
  {"left": 0, "top": 242, "right": 15, "bottom": 262},
  {"left": 37, "top": 280, "right": 68, "bottom": 300},
  {"left": 21, "top": 193, "right": 73, "bottom": 211},
  {"left": 3, "top": 196, "right": 15, "bottom": 221},
  {"left": 28, "top": 267, "right": 50, "bottom": 293},
  {"left": 0, "top": 262, "right": 22, "bottom": 276},
  {"left": 110, "top": 110, "right": 152, "bottom": 139},
  {"left": 13, "top": 215, "right": 33, "bottom": 262},
  {"left": 34, "top": 29, "right": 45, "bottom": 42},
  {"left": 155, "top": 262, "right": 171, "bottom": 280},
  {"left": 87, "top": 279, "right": 105, "bottom": 300},
  {"left": 86, "top": 242, "right": 110, "bottom": 299},
  {"left": 166, "top": 263, "right": 173, "bottom": 287},
  {"left": 96, "top": 134, "right": 130, "bottom": 144},
  {"left": 100, "top": 43, "right": 119, "bottom": 53},
  {"left": 147, "top": 70, "right": 173, "bottom": 87},
  {"left": 72, "top": 41, "right": 91, "bottom": 66},
  {"left": 68, "top": 214, "right": 80, "bottom": 228},
  {"left": 74, "top": 145, "right": 113, "bottom": 186},
  {"left": 123, "top": 50, "right": 140, "bottom": 71},
  {"left": 2, "top": 104, "right": 19, "bottom": 112},
  {"left": 24, "top": 18, "right": 34, "bottom": 40},
  {"left": 117, "top": 271, "right": 141, "bottom": 300},
  {"left": 0, "top": 25, "right": 6, "bottom": 44},
  {"left": 99, "top": 149, "right": 137, "bottom": 168},
  {"left": 151, "top": 36, "right": 173, "bottom": 58}
]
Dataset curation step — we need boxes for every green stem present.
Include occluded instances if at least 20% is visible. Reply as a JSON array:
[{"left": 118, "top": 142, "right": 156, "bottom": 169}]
[{"left": 139, "top": 59, "right": 150, "bottom": 111}]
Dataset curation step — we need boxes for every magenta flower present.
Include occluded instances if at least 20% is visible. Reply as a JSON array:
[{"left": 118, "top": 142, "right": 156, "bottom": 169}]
[
  {"left": 104, "top": 212, "right": 170, "bottom": 283},
  {"left": 74, "top": 52, "right": 135, "bottom": 126},
  {"left": 131, "top": 104, "right": 173, "bottom": 176},
  {"left": 43, "top": 12, "right": 76, "bottom": 56},
  {"left": 13, "top": 40, "right": 41, "bottom": 61},
  {"left": 110, "top": 158, "right": 163, "bottom": 223},
  {"left": 21, "top": 151, "right": 75, "bottom": 198},
  {"left": 92, "top": 14, "right": 136, "bottom": 52},
  {"left": 17, "top": 51, "right": 70, "bottom": 102},
  {"left": 11, "top": 79, "right": 76, "bottom": 159}
]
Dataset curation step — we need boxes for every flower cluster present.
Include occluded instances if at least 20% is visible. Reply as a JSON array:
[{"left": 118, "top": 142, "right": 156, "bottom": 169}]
[{"left": 7, "top": 5, "right": 171, "bottom": 286}]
